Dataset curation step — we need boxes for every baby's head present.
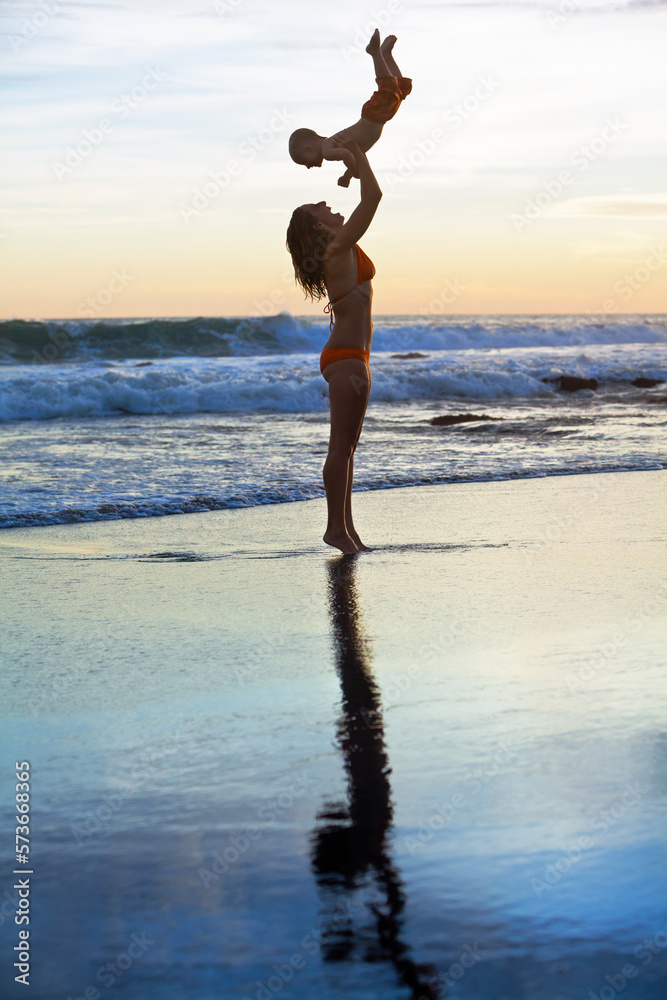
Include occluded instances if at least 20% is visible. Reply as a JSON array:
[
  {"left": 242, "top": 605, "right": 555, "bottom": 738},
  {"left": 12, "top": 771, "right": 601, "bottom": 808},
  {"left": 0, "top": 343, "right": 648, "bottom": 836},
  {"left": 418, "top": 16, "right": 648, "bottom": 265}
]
[{"left": 289, "top": 128, "right": 323, "bottom": 168}]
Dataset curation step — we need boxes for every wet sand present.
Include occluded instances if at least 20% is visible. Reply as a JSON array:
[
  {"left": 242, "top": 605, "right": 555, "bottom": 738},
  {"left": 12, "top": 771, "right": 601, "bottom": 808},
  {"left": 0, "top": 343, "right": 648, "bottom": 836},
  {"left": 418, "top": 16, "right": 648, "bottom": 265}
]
[{"left": 1, "top": 471, "right": 666, "bottom": 999}]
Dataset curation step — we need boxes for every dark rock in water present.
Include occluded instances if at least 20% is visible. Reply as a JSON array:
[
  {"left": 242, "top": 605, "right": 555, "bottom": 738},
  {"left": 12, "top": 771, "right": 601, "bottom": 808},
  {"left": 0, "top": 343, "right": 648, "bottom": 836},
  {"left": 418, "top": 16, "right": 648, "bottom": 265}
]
[
  {"left": 391, "top": 352, "right": 429, "bottom": 359},
  {"left": 632, "top": 377, "right": 663, "bottom": 388},
  {"left": 541, "top": 375, "right": 598, "bottom": 392},
  {"left": 559, "top": 376, "right": 598, "bottom": 392},
  {"left": 134, "top": 361, "right": 153, "bottom": 367},
  {"left": 430, "top": 413, "right": 500, "bottom": 426}
]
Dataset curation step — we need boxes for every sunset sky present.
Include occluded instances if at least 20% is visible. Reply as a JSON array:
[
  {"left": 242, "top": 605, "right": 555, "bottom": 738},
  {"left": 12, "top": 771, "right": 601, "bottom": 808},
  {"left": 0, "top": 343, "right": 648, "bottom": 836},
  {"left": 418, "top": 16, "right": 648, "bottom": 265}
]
[{"left": 2, "top": 0, "right": 666, "bottom": 318}]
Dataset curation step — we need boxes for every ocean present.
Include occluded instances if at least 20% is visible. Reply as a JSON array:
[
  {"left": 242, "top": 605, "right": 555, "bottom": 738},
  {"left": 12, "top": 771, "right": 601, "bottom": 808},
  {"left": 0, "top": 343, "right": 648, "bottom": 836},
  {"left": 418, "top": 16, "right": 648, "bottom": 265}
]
[{"left": 1, "top": 313, "right": 665, "bottom": 529}]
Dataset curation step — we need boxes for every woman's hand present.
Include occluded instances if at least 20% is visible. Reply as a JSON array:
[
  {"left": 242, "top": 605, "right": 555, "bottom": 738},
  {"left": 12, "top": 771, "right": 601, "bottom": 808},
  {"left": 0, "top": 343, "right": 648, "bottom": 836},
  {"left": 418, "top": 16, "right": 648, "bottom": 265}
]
[
  {"left": 331, "top": 134, "right": 363, "bottom": 157},
  {"left": 329, "top": 128, "right": 354, "bottom": 146},
  {"left": 329, "top": 135, "right": 360, "bottom": 175}
]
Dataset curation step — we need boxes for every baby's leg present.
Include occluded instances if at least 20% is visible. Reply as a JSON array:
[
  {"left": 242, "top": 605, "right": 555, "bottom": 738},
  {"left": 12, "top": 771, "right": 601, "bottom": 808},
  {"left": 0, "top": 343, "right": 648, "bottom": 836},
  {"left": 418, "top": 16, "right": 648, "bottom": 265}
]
[
  {"left": 357, "top": 34, "right": 411, "bottom": 139},
  {"left": 365, "top": 28, "right": 392, "bottom": 79},
  {"left": 381, "top": 35, "right": 402, "bottom": 78}
]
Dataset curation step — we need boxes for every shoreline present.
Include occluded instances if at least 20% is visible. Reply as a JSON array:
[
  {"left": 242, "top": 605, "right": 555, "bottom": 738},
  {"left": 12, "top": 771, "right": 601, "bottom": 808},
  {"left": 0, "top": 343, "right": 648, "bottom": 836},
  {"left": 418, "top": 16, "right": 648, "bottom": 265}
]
[{"left": 1, "top": 463, "right": 664, "bottom": 532}]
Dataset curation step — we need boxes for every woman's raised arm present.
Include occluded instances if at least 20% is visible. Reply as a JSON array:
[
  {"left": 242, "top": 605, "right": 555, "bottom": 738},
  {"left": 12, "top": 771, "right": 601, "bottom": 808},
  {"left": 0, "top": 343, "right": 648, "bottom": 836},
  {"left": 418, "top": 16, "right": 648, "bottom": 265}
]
[{"left": 325, "top": 139, "right": 382, "bottom": 257}]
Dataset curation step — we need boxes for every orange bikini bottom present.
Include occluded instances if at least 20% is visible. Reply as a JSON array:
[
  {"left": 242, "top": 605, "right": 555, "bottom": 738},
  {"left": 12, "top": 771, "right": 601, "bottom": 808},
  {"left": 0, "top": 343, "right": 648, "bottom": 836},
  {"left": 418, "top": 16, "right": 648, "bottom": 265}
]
[{"left": 320, "top": 347, "right": 370, "bottom": 375}]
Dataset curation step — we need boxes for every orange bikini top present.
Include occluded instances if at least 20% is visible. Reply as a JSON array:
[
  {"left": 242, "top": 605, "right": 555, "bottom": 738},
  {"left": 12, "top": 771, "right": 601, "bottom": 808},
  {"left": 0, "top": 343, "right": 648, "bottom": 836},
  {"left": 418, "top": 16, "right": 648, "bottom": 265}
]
[
  {"left": 356, "top": 245, "right": 376, "bottom": 286},
  {"left": 323, "top": 245, "right": 376, "bottom": 329}
]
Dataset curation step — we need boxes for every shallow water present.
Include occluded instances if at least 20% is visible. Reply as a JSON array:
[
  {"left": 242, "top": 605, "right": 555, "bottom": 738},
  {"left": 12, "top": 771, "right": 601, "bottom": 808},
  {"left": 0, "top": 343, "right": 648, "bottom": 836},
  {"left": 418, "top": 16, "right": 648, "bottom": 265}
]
[
  {"left": 1, "top": 315, "right": 666, "bottom": 528},
  {"left": 1, "top": 355, "right": 665, "bottom": 528}
]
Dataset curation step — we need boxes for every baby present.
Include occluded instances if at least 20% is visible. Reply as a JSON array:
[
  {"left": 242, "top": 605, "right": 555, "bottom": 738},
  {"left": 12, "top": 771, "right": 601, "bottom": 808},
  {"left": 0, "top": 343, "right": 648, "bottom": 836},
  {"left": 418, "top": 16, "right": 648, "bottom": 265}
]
[{"left": 289, "top": 30, "right": 412, "bottom": 187}]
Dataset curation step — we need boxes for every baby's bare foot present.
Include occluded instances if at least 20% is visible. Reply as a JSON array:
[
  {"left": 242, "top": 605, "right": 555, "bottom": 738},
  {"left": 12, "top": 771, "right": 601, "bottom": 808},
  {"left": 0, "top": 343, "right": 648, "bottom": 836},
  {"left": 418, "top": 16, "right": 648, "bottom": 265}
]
[
  {"left": 366, "top": 28, "right": 381, "bottom": 54},
  {"left": 381, "top": 34, "right": 397, "bottom": 55}
]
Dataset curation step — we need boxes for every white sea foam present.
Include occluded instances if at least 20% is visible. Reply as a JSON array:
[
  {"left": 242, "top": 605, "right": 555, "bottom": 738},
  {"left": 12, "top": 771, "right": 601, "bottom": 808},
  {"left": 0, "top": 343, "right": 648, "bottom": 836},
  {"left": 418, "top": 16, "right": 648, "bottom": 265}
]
[{"left": 1, "top": 344, "right": 664, "bottom": 421}]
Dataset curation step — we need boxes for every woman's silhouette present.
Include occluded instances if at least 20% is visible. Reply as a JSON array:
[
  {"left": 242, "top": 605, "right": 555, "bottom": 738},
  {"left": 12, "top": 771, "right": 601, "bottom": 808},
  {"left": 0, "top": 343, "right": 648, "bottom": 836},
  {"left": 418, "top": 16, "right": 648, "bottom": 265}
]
[
  {"left": 311, "top": 555, "right": 443, "bottom": 999},
  {"left": 286, "top": 139, "right": 380, "bottom": 554}
]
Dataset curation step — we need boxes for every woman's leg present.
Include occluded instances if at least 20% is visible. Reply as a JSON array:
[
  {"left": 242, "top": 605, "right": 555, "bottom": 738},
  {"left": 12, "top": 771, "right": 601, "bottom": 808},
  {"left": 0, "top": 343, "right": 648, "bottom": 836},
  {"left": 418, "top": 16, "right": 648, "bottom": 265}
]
[
  {"left": 344, "top": 450, "right": 370, "bottom": 551},
  {"left": 344, "top": 371, "right": 372, "bottom": 550},
  {"left": 322, "top": 360, "right": 371, "bottom": 553},
  {"left": 348, "top": 366, "right": 372, "bottom": 548}
]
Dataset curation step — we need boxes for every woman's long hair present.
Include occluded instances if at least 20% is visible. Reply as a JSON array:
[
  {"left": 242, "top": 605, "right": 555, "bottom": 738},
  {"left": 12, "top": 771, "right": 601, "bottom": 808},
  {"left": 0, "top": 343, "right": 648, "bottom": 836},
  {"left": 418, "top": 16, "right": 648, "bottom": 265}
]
[{"left": 286, "top": 207, "right": 331, "bottom": 301}]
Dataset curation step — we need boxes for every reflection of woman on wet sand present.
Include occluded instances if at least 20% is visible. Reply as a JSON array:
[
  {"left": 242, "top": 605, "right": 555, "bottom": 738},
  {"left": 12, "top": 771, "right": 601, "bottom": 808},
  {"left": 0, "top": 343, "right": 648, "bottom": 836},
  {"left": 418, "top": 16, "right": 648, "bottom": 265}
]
[
  {"left": 311, "top": 556, "right": 442, "bottom": 1000},
  {"left": 286, "top": 142, "right": 381, "bottom": 555}
]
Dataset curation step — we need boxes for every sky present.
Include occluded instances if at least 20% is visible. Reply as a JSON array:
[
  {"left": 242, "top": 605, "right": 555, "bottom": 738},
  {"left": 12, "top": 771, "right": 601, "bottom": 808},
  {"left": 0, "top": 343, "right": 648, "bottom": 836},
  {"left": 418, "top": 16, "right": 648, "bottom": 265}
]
[{"left": 1, "top": 0, "right": 666, "bottom": 318}]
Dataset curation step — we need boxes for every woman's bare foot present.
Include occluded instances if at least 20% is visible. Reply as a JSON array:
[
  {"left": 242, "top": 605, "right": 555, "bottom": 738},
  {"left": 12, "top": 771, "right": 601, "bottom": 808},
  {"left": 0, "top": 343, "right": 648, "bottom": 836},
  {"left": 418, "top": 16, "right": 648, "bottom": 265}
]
[
  {"left": 323, "top": 530, "right": 359, "bottom": 555},
  {"left": 366, "top": 28, "right": 381, "bottom": 54},
  {"left": 348, "top": 529, "right": 371, "bottom": 552}
]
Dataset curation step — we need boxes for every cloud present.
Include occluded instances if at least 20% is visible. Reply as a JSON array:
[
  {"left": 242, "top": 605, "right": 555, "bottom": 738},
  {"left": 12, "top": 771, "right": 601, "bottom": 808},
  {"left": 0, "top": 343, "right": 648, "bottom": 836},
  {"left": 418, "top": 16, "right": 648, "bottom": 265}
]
[
  {"left": 413, "top": 0, "right": 667, "bottom": 8},
  {"left": 570, "top": 230, "right": 660, "bottom": 255},
  {"left": 552, "top": 194, "right": 667, "bottom": 218}
]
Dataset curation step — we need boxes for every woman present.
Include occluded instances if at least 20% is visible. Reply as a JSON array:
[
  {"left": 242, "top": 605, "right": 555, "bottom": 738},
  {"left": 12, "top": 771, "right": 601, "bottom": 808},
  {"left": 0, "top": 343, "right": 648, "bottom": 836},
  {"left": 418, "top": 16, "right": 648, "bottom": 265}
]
[{"left": 286, "top": 138, "right": 382, "bottom": 555}]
